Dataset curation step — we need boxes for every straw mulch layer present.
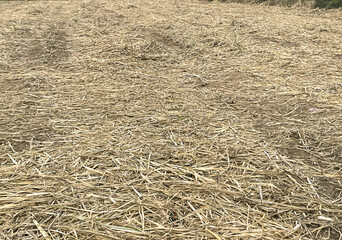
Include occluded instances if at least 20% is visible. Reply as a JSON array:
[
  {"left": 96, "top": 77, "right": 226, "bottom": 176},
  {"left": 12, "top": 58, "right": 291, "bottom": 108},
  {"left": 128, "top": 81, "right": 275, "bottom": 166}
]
[{"left": 0, "top": 0, "right": 341, "bottom": 239}]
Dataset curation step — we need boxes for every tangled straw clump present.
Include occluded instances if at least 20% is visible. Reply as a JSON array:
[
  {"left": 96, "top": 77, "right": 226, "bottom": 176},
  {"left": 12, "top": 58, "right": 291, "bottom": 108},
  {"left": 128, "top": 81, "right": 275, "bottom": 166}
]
[
  {"left": 0, "top": 0, "right": 341, "bottom": 239},
  {"left": 207, "top": 0, "right": 342, "bottom": 8}
]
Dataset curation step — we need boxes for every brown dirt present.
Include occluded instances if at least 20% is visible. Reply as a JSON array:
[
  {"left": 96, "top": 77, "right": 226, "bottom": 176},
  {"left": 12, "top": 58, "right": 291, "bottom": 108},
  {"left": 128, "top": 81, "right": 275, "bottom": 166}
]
[{"left": 0, "top": 0, "right": 341, "bottom": 239}]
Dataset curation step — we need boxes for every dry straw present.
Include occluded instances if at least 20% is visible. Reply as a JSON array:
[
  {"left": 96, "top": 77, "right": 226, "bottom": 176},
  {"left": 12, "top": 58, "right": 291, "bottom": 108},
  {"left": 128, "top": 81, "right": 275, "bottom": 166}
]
[{"left": 0, "top": 0, "right": 341, "bottom": 239}]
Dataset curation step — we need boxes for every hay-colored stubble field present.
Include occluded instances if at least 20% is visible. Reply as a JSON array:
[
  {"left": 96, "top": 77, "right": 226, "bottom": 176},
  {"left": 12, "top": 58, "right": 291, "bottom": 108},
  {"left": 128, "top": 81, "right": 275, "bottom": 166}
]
[{"left": 0, "top": 0, "right": 341, "bottom": 239}]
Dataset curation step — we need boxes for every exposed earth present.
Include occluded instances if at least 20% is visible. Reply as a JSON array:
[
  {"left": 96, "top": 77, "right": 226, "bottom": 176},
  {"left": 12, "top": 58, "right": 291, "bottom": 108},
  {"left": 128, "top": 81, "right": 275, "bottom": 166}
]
[{"left": 0, "top": 0, "right": 341, "bottom": 239}]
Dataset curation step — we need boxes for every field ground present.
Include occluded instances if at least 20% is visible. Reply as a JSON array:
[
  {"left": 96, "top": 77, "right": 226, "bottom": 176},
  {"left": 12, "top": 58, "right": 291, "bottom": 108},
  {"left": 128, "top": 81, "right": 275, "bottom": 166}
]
[{"left": 0, "top": 0, "right": 341, "bottom": 239}]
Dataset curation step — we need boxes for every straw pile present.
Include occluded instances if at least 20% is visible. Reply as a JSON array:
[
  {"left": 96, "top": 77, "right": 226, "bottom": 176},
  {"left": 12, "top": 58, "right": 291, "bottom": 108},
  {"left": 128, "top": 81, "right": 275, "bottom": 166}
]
[{"left": 0, "top": 0, "right": 341, "bottom": 239}]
